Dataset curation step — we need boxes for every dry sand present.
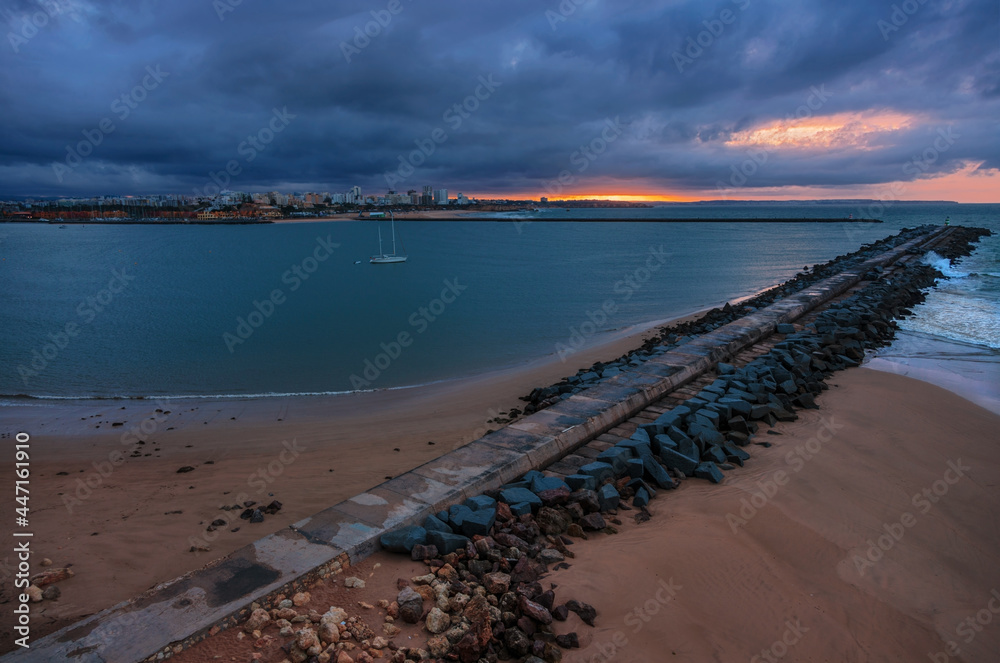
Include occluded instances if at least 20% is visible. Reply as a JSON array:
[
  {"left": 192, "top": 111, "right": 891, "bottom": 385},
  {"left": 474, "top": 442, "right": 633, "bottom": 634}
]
[
  {"left": 0, "top": 320, "right": 667, "bottom": 644},
  {"left": 549, "top": 368, "right": 1000, "bottom": 662},
  {"left": 167, "top": 367, "right": 1000, "bottom": 663}
]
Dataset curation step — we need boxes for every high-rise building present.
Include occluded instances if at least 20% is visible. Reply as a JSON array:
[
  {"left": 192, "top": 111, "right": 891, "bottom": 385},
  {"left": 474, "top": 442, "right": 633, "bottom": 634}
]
[{"left": 435, "top": 189, "right": 449, "bottom": 204}]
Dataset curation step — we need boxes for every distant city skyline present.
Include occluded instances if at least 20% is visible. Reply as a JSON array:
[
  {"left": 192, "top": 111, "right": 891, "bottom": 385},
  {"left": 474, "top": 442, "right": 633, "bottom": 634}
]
[{"left": 1, "top": 1, "right": 997, "bottom": 203}]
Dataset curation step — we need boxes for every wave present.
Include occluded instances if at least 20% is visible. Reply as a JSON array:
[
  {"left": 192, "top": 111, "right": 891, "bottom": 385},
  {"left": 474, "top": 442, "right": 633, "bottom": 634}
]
[
  {"left": 923, "top": 251, "right": 970, "bottom": 278},
  {"left": 0, "top": 379, "right": 460, "bottom": 405},
  {"left": 900, "top": 289, "right": 1000, "bottom": 351}
]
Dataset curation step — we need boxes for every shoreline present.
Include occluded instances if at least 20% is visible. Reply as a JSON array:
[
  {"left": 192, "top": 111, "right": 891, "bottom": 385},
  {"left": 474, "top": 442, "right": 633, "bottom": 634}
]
[
  {"left": 0, "top": 312, "right": 677, "bottom": 405},
  {"left": 865, "top": 330, "right": 1000, "bottom": 415}
]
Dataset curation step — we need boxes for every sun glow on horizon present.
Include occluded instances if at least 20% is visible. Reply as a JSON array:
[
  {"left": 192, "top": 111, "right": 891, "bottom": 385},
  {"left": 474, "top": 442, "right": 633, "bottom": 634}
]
[
  {"left": 492, "top": 162, "right": 1000, "bottom": 205},
  {"left": 551, "top": 193, "right": 696, "bottom": 203}
]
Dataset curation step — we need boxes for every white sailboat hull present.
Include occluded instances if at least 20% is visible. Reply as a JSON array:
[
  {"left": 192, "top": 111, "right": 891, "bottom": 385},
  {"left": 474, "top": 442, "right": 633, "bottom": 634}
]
[{"left": 369, "top": 255, "right": 407, "bottom": 264}]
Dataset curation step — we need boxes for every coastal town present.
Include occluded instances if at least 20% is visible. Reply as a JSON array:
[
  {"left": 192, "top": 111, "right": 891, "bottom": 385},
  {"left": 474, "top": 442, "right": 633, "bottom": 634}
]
[{"left": 0, "top": 187, "right": 650, "bottom": 223}]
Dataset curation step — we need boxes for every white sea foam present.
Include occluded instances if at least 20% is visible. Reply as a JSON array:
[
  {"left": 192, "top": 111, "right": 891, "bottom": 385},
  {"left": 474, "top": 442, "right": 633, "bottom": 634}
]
[{"left": 900, "top": 240, "right": 1000, "bottom": 350}]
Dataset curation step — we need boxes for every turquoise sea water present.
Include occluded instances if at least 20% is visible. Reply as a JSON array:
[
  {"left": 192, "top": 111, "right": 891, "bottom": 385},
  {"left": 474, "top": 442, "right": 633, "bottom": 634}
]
[{"left": 1, "top": 203, "right": 996, "bottom": 400}]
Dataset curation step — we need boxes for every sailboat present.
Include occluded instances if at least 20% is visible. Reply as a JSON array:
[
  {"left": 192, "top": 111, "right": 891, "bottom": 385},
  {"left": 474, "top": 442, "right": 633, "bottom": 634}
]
[{"left": 370, "top": 212, "right": 407, "bottom": 264}]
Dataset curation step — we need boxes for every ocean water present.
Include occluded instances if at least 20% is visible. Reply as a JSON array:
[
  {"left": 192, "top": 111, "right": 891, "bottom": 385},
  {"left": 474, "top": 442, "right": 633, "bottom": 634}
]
[
  {"left": 902, "top": 237, "right": 1000, "bottom": 350},
  {"left": 0, "top": 203, "right": 996, "bottom": 400},
  {"left": 865, "top": 228, "right": 1000, "bottom": 414}
]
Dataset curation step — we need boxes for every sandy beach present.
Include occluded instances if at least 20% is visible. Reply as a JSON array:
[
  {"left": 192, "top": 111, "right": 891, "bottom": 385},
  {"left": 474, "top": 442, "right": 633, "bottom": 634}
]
[
  {"left": 169, "top": 367, "right": 1000, "bottom": 663},
  {"left": 547, "top": 367, "right": 1000, "bottom": 662},
  {"left": 0, "top": 318, "right": 670, "bottom": 643}
]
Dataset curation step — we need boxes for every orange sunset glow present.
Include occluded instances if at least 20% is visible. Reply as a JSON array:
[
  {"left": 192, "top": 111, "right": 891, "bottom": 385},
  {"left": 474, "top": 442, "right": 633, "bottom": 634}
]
[
  {"left": 495, "top": 162, "right": 1000, "bottom": 205},
  {"left": 494, "top": 108, "right": 999, "bottom": 204},
  {"left": 724, "top": 110, "right": 919, "bottom": 151}
]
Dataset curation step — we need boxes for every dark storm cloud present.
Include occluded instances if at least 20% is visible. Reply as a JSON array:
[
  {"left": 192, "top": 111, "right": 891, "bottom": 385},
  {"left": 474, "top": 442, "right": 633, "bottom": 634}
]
[{"left": 0, "top": 0, "right": 997, "bottom": 197}]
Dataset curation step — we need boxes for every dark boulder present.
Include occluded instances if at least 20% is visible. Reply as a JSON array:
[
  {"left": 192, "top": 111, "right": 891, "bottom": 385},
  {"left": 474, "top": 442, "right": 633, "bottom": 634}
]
[
  {"left": 578, "top": 512, "right": 607, "bottom": 531},
  {"left": 565, "top": 474, "right": 597, "bottom": 491},
  {"left": 379, "top": 525, "right": 427, "bottom": 553},
  {"left": 499, "top": 487, "right": 542, "bottom": 509},
  {"left": 578, "top": 462, "right": 615, "bottom": 484},
  {"left": 464, "top": 495, "right": 497, "bottom": 512},
  {"left": 658, "top": 447, "right": 699, "bottom": 477},
  {"left": 397, "top": 586, "right": 424, "bottom": 624},
  {"left": 597, "top": 484, "right": 620, "bottom": 512},
  {"left": 694, "top": 462, "right": 725, "bottom": 484},
  {"left": 427, "top": 531, "right": 471, "bottom": 555}
]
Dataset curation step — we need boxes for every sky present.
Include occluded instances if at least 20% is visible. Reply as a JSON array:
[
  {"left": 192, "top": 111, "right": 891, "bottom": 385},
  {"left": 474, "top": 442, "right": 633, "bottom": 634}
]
[{"left": 0, "top": 0, "right": 998, "bottom": 202}]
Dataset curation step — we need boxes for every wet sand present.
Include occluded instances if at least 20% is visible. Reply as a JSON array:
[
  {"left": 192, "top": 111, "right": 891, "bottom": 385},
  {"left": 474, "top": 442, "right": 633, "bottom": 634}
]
[{"left": 865, "top": 330, "right": 1000, "bottom": 415}]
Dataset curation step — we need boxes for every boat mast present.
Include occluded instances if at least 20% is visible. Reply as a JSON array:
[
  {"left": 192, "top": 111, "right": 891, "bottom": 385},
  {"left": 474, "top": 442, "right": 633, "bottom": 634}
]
[
  {"left": 391, "top": 212, "right": 397, "bottom": 256},
  {"left": 378, "top": 223, "right": 383, "bottom": 256}
]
